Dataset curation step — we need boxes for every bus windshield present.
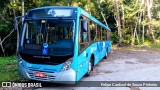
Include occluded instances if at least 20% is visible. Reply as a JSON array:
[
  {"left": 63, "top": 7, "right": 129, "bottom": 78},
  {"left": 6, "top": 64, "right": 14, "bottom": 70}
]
[{"left": 20, "top": 19, "right": 75, "bottom": 56}]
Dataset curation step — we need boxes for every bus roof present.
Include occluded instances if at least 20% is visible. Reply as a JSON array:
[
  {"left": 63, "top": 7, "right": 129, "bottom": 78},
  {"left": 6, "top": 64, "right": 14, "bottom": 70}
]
[
  {"left": 28, "top": 6, "right": 77, "bottom": 11},
  {"left": 77, "top": 7, "right": 111, "bottom": 31},
  {"left": 27, "top": 6, "right": 111, "bottom": 31}
]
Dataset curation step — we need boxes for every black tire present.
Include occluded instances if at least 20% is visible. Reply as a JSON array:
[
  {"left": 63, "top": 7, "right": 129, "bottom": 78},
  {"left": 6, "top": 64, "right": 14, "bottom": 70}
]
[
  {"left": 103, "top": 48, "right": 108, "bottom": 59},
  {"left": 85, "top": 58, "right": 93, "bottom": 76}
]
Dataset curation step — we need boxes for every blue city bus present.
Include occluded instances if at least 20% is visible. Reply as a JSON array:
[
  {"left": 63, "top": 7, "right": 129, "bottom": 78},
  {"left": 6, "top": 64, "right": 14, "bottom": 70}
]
[{"left": 15, "top": 6, "right": 111, "bottom": 84}]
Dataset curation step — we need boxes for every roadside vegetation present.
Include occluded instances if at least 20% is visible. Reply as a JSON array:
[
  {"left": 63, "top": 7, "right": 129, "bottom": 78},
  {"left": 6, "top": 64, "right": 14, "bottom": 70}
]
[{"left": 0, "top": 56, "right": 22, "bottom": 81}]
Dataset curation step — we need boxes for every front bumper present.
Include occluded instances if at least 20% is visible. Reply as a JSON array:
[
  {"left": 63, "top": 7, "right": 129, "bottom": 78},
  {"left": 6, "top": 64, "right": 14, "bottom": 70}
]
[{"left": 18, "top": 61, "right": 76, "bottom": 84}]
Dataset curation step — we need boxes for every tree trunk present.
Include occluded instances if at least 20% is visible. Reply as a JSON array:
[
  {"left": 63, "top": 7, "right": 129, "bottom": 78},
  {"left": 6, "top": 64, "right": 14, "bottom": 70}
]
[
  {"left": 121, "top": 4, "right": 125, "bottom": 29},
  {"left": 66, "top": 0, "right": 71, "bottom": 6},
  {"left": 138, "top": 0, "right": 144, "bottom": 44},
  {"left": 135, "top": 26, "right": 140, "bottom": 44},
  {"left": 146, "top": 0, "right": 156, "bottom": 43},
  {"left": 101, "top": 12, "right": 108, "bottom": 26},
  {"left": 0, "top": 29, "right": 14, "bottom": 56},
  {"left": 87, "top": 0, "right": 91, "bottom": 14},
  {"left": 73, "top": 1, "right": 78, "bottom": 7},
  {"left": 132, "top": 22, "right": 138, "bottom": 45},
  {"left": 142, "top": 2, "right": 145, "bottom": 45},
  {"left": 114, "top": 0, "right": 122, "bottom": 46},
  {"left": 142, "top": 24, "right": 145, "bottom": 44},
  {"left": 0, "top": 37, "right": 5, "bottom": 56},
  {"left": 16, "top": 25, "right": 19, "bottom": 52},
  {"left": 97, "top": 0, "right": 108, "bottom": 26}
]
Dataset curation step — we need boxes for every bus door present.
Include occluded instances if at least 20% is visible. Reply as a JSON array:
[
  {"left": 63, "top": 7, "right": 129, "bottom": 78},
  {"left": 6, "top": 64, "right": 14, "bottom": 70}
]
[{"left": 77, "top": 17, "right": 90, "bottom": 81}]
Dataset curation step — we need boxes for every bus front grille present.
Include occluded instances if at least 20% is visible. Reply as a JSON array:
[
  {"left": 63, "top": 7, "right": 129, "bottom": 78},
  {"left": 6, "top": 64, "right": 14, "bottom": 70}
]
[
  {"left": 28, "top": 67, "right": 55, "bottom": 73},
  {"left": 27, "top": 69, "right": 55, "bottom": 81}
]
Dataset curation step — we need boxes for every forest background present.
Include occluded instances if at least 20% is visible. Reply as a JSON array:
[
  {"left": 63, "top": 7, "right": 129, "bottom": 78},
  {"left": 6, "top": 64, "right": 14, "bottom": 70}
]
[{"left": 0, "top": 0, "right": 160, "bottom": 56}]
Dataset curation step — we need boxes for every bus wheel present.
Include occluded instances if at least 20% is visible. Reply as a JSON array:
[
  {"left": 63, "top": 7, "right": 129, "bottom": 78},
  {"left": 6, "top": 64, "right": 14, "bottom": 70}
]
[
  {"left": 104, "top": 48, "right": 108, "bottom": 59},
  {"left": 85, "top": 58, "right": 93, "bottom": 76}
]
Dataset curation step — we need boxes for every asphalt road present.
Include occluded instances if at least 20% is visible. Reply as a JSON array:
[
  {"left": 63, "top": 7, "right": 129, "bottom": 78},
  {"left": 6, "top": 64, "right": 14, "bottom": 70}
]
[{"left": 37, "top": 48, "right": 160, "bottom": 90}]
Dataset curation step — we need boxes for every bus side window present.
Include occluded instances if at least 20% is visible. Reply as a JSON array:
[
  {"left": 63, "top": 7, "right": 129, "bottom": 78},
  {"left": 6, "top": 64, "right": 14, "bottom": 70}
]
[
  {"left": 79, "top": 16, "right": 89, "bottom": 52},
  {"left": 102, "top": 28, "right": 107, "bottom": 40},
  {"left": 81, "top": 19, "right": 88, "bottom": 42},
  {"left": 97, "top": 25, "right": 101, "bottom": 41},
  {"left": 90, "top": 21, "right": 96, "bottom": 42},
  {"left": 107, "top": 30, "right": 111, "bottom": 40}
]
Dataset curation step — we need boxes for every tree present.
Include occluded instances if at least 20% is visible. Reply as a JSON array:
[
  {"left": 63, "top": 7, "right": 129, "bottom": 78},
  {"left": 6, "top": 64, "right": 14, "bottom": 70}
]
[
  {"left": 113, "top": 0, "right": 122, "bottom": 46},
  {"left": 1, "top": 0, "right": 160, "bottom": 56},
  {"left": 146, "top": 0, "right": 156, "bottom": 43}
]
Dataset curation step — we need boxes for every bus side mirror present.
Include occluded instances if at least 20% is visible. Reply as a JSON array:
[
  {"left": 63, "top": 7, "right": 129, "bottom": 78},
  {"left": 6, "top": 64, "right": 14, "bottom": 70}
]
[
  {"left": 14, "top": 16, "right": 24, "bottom": 31},
  {"left": 81, "top": 20, "right": 88, "bottom": 32}
]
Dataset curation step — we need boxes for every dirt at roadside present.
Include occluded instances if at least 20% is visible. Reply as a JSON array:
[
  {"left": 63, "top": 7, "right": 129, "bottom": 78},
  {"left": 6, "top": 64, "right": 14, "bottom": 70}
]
[{"left": 91, "top": 47, "right": 160, "bottom": 76}]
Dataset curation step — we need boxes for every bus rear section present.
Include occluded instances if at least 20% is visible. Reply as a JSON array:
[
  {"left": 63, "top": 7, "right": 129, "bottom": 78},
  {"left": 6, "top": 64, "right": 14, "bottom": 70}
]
[{"left": 17, "top": 7, "right": 78, "bottom": 84}]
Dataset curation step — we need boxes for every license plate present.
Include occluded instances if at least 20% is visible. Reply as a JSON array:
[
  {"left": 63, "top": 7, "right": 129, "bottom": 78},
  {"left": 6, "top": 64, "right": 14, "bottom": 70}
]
[{"left": 34, "top": 72, "right": 46, "bottom": 78}]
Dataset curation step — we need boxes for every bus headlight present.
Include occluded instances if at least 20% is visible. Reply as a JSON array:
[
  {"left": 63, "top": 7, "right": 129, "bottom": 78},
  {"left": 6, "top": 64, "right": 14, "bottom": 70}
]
[
  {"left": 18, "top": 58, "right": 24, "bottom": 67},
  {"left": 18, "top": 53, "right": 24, "bottom": 67},
  {"left": 61, "top": 61, "right": 71, "bottom": 71}
]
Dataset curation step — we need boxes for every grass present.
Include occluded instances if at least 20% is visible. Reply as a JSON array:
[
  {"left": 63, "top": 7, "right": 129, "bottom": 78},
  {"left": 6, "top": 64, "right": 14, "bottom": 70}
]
[
  {"left": 0, "top": 56, "right": 23, "bottom": 81},
  {"left": 112, "top": 41, "right": 160, "bottom": 51},
  {"left": 140, "top": 41, "right": 160, "bottom": 51},
  {"left": 150, "top": 43, "right": 160, "bottom": 49}
]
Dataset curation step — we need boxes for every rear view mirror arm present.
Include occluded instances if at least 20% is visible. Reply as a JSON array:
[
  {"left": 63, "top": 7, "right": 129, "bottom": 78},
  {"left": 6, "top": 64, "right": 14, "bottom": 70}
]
[{"left": 14, "top": 16, "right": 24, "bottom": 31}]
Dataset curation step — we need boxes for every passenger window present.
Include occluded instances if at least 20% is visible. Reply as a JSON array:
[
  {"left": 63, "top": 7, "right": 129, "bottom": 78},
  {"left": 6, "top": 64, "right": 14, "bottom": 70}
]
[
  {"left": 79, "top": 16, "right": 89, "bottom": 52},
  {"left": 97, "top": 25, "right": 101, "bottom": 41},
  {"left": 80, "top": 17, "right": 88, "bottom": 43},
  {"left": 102, "top": 28, "right": 107, "bottom": 40},
  {"left": 90, "top": 21, "right": 96, "bottom": 42},
  {"left": 107, "top": 31, "right": 111, "bottom": 40}
]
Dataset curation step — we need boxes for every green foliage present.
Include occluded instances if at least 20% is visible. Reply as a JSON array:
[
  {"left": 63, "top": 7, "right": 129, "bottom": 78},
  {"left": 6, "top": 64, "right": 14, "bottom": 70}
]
[
  {"left": 0, "top": 56, "right": 22, "bottom": 81},
  {"left": 111, "top": 31, "right": 119, "bottom": 44},
  {"left": 1, "top": 0, "right": 160, "bottom": 56}
]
